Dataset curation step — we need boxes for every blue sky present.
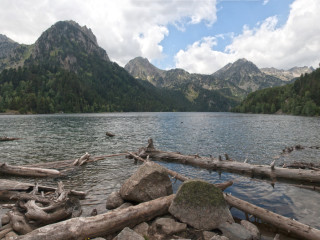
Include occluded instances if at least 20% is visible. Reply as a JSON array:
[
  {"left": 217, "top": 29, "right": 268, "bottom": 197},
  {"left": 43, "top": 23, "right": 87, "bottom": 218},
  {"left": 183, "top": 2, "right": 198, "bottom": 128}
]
[
  {"left": 157, "top": 0, "right": 294, "bottom": 69},
  {"left": 0, "top": 0, "right": 319, "bottom": 73}
]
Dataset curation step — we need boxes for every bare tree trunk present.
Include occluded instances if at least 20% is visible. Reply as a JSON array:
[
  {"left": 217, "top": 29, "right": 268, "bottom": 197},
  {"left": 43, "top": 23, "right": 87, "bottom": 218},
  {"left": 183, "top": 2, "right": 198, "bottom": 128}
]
[
  {"left": 16, "top": 195, "right": 175, "bottom": 240},
  {"left": 140, "top": 139, "right": 320, "bottom": 186},
  {"left": 224, "top": 193, "right": 320, "bottom": 240},
  {"left": 0, "top": 163, "right": 61, "bottom": 177}
]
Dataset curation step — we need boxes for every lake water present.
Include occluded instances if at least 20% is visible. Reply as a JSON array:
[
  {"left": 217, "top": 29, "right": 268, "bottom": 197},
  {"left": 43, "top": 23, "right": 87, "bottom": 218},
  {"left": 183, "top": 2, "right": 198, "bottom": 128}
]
[{"left": 0, "top": 112, "right": 319, "bottom": 229}]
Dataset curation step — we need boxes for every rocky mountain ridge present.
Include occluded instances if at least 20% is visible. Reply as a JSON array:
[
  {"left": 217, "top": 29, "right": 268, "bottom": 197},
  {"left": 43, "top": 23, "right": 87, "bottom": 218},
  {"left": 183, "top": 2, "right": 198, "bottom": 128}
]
[{"left": 261, "top": 66, "right": 314, "bottom": 81}]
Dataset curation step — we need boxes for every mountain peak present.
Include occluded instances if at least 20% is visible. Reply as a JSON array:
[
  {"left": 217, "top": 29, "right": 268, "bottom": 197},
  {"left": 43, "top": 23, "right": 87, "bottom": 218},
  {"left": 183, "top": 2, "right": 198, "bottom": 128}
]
[
  {"left": 31, "top": 20, "right": 109, "bottom": 70},
  {"left": 0, "top": 34, "right": 19, "bottom": 59}
]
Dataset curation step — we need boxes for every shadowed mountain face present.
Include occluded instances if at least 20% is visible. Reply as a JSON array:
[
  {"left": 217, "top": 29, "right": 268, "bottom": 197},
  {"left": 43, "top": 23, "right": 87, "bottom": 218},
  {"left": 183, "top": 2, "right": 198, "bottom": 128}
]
[{"left": 0, "top": 34, "right": 19, "bottom": 59}]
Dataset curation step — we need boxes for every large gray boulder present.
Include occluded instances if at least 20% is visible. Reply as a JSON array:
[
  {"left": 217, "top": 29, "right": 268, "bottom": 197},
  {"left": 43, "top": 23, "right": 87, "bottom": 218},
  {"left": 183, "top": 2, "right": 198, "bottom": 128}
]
[
  {"left": 106, "top": 191, "right": 124, "bottom": 210},
  {"left": 169, "top": 180, "right": 234, "bottom": 230},
  {"left": 120, "top": 162, "right": 173, "bottom": 203}
]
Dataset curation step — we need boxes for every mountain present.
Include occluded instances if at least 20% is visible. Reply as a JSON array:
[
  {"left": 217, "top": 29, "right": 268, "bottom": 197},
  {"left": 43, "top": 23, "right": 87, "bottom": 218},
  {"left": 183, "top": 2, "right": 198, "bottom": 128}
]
[
  {"left": 125, "top": 57, "right": 291, "bottom": 111},
  {"left": 0, "top": 21, "right": 175, "bottom": 113},
  {"left": 125, "top": 57, "right": 241, "bottom": 111},
  {"left": 0, "top": 34, "right": 19, "bottom": 58},
  {"left": 211, "top": 58, "right": 285, "bottom": 92},
  {"left": 232, "top": 68, "right": 320, "bottom": 116},
  {"left": 261, "top": 66, "right": 314, "bottom": 81}
]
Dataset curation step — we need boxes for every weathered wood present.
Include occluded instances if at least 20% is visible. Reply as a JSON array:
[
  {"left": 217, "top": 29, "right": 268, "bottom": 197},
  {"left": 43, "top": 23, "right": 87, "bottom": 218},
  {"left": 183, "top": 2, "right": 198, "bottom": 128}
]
[
  {"left": 224, "top": 193, "right": 320, "bottom": 240},
  {"left": 0, "top": 179, "right": 86, "bottom": 199},
  {"left": 72, "top": 152, "right": 90, "bottom": 166},
  {"left": 16, "top": 195, "right": 175, "bottom": 240},
  {"left": 141, "top": 139, "right": 320, "bottom": 186},
  {"left": 0, "top": 137, "right": 21, "bottom": 142},
  {"left": 0, "top": 227, "right": 13, "bottom": 239},
  {"left": 0, "top": 163, "right": 61, "bottom": 177},
  {"left": 0, "top": 190, "right": 52, "bottom": 204}
]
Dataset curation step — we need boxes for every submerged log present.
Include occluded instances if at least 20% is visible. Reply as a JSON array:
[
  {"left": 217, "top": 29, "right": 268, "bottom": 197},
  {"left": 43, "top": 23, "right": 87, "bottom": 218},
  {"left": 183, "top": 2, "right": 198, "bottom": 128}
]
[
  {"left": 0, "top": 163, "right": 61, "bottom": 177},
  {"left": 0, "top": 137, "right": 21, "bottom": 141},
  {"left": 16, "top": 195, "right": 175, "bottom": 240},
  {"left": 224, "top": 194, "right": 320, "bottom": 240},
  {"left": 140, "top": 139, "right": 320, "bottom": 186}
]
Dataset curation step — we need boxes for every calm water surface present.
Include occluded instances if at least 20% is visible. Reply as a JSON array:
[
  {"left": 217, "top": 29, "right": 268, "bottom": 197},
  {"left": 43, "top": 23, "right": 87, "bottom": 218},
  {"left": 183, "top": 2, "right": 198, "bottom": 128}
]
[{"left": 0, "top": 112, "right": 319, "bottom": 229}]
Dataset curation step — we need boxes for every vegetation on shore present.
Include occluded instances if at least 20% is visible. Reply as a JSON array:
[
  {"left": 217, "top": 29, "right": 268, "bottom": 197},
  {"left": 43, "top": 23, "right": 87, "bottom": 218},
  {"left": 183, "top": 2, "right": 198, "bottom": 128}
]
[{"left": 232, "top": 68, "right": 320, "bottom": 116}]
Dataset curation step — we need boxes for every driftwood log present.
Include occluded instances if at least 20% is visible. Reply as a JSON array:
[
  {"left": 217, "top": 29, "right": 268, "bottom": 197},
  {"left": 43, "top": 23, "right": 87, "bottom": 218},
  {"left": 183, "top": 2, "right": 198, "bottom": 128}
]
[
  {"left": 0, "top": 137, "right": 21, "bottom": 141},
  {"left": 225, "top": 194, "right": 320, "bottom": 240},
  {"left": 137, "top": 139, "right": 320, "bottom": 186},
  {"left": 0, "top": 179, "right": 86, "bottom": 199},
  {"left": 1, "top": 182, "right": 82, "bottom": 237},
  {"left": 0, "top": 163, "right": 61, "bottom": 177},
  {"left": 16, "top": 195, "right": 175, "bottom": 240}
]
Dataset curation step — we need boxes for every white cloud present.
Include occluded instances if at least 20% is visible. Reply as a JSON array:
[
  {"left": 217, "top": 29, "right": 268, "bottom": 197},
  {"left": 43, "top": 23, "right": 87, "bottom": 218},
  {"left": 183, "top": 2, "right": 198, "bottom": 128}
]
[
  {"left": 0, "top": 0, "right": 217, "bottom": 66},
  {"left": 263, "top": 0, "right": 270, "bottom": 5},
  {"left": 175, "top": 37, "right": 236, "bottom": 74},
  {"left": 175, "top": 0, "right": 320, "bottom": 73}
]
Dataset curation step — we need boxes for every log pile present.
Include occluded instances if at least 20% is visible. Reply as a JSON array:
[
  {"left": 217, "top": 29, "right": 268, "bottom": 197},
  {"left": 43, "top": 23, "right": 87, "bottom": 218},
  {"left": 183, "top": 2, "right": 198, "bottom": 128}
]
[{"left": 0, "top": 182, "right": 82, "bottom": 238}]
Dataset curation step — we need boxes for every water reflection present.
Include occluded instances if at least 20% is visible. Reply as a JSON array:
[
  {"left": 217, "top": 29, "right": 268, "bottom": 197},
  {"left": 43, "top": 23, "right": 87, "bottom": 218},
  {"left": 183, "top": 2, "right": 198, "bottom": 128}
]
[{"left": 0, "top": 113, "right": 319, "bottom": 227}]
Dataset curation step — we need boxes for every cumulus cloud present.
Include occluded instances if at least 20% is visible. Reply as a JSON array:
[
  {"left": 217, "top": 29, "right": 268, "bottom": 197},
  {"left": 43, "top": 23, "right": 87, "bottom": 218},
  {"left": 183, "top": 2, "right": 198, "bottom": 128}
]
[
  {"left": 175, "top": 0, "right": 320, "bottom": 73},
  {"left": 0, "top": 0, "right": 217, "bottom": 66}
]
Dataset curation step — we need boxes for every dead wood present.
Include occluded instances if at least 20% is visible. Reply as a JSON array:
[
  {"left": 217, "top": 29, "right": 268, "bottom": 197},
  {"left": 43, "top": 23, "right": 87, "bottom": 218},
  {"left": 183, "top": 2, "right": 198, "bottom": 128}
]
[
  {"left": 225, "top": 193, "right": 320, "bottom": 240},
  {"left": 0, "top": 137, "right": 21, "bottom": 142},
  {"left": 16, "top": 195, "right": 175, "bottom": 240},
  {"left": 0, "top": 163, "right": 61, "bottom": 177},
  {"left": 139, "top": 139, "right": 320, "bottom": 186},
  {"left": 0, "top": 227, "right": 13, "bottom": 239},
  {"left": 72, "top": 152, "right": 90, "bottom": 166},
  {"left": 0, "top": 190, "right": 52, "bottom": 204},
  {"left": 0, "top": 180, "right": 85, "bottom": 199},
  {"left": 285, "top": 161, "right": 320, "bottom": 171}
]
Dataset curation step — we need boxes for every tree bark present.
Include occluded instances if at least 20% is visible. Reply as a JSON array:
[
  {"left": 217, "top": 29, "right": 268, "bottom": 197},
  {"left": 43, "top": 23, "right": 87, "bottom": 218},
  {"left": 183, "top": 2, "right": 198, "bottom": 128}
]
[
  {"left": 16, "top": 195, "right": 175, "bottom": 240},
  {"left": 0, "top": 163, "right": 61, "bottom": 177},
  {"left": 0, "top": 179, "right": 86, "bottom": 199},
  {"left": 140, "top": 139, "right": 320, "bottom": 186},
  {"left": 224, "top": 193, "right": 320, "bottom": 240}
]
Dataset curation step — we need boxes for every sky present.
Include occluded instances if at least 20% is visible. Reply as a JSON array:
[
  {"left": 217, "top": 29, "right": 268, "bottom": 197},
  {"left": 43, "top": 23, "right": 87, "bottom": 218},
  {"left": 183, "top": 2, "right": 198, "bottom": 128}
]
[{"left": 0, "top": 0, "right": 319, "bottom": 74}]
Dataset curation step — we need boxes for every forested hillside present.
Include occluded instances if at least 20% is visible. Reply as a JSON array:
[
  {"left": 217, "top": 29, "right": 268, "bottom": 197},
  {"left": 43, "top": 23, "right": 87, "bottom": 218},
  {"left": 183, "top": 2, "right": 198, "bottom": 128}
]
[{"left": 232, "top": 68, "right": 320, "bottom": 116}]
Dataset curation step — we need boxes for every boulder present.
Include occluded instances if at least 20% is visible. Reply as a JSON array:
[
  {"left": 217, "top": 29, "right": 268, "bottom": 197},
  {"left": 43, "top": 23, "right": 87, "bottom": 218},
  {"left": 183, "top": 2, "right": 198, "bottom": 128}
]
[
  {"left": 151, "top": 217, "right": 187, "bottom": 235},
  {"left": 240, "top": 220, "right": 260, "bottom": 240},
  {"left": 133, "top": 222, "right": 149, "bottom": 237},
  {"left": 210, "top": 236, "right": 229, "bottom": 240},
  {"left": 106, "top": 191, "right": 124, "bottom": 210},
  {"left": 218, "top": 222, "right": 253, "bottom": 240},
  {"left": 169, "top": 180, "right": 234, "bottom": 230},
  {"left": 120, "top": 162, "right": 173, "bottom": 203},
  {"left": 113, "top": 227, "right": 144, "bottom": 240}
]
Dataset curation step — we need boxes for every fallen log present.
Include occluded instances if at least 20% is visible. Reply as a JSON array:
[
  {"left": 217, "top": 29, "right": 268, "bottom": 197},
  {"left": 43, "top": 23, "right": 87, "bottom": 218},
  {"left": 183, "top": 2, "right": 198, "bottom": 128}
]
[
  {"left": 224, "top": 193, "right": 320, "bottom": 240},
  {"left": 0, "top": 137, "right": 21, "bottom": 142},
  {"left": 0, "top": 163, "right": 61, "bottom": 177},
  {"left": 139, "top": 139, "right": 320, "bottom": 186},
  {"left": 0, "top": 179, "right": 86, "bottom": 199},
  {"left": 16, "top": 195, "right": 175, "bottom": 240}
]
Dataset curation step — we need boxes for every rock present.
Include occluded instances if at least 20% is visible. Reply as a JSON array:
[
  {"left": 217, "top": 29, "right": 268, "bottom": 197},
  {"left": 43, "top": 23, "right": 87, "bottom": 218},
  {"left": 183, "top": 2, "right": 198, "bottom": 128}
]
[
  {"left": 210, "top": 236, "right": 229, "bottom": 240},
  {"left": 91, "top": 238, "right": 106, "bottom": 240},
  {"left": 5, "top": 231, "right": 18, "bottom": 240},
  {"left": 219, "top": 222, "right": 253, "bottom": 240},
  {"left": 113, "top": 227, "right": 144, "bottom": 240},
  {"left": 133, "top": 222, "right": 149, "bottom": 238},
  {"left": 169, "top": 180, "right": 234, "bottom": 230},
  {"left": 115, "top": 202, "right": 133, "bottom": 210},
  {"left": 203, "top": 231, "right": 218, "bottom": 240},
  {"left": 240, "top": 220, "right": 260, "bottom": 240},
  {"left": 1, "top": 214, "right": 10, "bottom": 225},
  {"left": 151, "top": 217, "right": 187, "bottom": 235},
  {"left": 120, "top": 162, "right": 173, "bottom": 203},
  {"left": 106, "top": 191, "right": 124, "bottom": 210}
]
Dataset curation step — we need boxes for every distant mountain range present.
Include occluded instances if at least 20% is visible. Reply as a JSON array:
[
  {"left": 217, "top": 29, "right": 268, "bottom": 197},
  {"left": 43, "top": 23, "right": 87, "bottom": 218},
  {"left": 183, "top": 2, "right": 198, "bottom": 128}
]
[
  {"left": 0, "top": 20, "right": 315, "bottom": 113},
  {"left": 261, "top": 66, "right": 314, "bottom": 81}
]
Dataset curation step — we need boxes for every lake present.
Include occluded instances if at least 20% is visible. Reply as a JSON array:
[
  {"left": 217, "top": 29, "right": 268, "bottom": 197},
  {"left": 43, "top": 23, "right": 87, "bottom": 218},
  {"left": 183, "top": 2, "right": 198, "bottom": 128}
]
[{"left": 0, "top": 112, "right": 319, "bottom": 229}]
